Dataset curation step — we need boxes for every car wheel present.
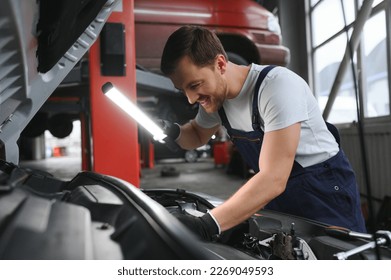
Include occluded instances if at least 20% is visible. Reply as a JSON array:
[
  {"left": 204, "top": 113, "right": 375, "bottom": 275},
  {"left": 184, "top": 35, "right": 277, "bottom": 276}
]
[
  {"left": 48, "top": 113, "right": 74, "bottom": 139},
  {"left": 226, "top": 52, "right": 248, "bottom": 65},
  {"left": 184, "top": 150, "right": 198, "bottom": 163}
]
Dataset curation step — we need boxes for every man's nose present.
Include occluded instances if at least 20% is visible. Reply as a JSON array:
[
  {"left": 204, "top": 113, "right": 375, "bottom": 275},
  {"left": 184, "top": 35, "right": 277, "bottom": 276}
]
[{"left": 186, "top": 91, "right": 198, "bottom": 104}]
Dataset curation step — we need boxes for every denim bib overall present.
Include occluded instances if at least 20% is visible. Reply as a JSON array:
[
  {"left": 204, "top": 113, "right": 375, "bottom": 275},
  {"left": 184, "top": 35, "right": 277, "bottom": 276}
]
[{"left": 218, "top": 66, "right": 366, "bottom": 232}]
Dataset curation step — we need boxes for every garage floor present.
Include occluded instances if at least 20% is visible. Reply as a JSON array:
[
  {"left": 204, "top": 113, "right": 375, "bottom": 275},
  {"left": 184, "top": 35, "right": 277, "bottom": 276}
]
[
  {"left": 20, "top": 156, "right": 248, "bottom": 200},
  {"left": 141, "top": 158, "right": 248, "bottom": 199}
]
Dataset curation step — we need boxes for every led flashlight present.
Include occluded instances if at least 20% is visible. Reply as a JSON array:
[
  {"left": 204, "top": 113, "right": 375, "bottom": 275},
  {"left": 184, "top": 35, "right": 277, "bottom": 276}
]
[{"left": 102, "top": 82, "right": 166, "bottom": 141}]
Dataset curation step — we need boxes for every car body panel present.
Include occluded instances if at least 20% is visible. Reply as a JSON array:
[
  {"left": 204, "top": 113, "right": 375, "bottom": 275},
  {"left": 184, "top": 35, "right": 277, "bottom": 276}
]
[{"left": 134, "top": 0, "right": 290, "bottom": 73}]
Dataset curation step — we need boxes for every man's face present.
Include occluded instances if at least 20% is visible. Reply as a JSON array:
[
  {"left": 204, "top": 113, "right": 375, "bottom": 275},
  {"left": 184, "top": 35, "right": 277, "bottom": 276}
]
[{"left": 169, "top": 55, "right": 227, "bottom": 114}]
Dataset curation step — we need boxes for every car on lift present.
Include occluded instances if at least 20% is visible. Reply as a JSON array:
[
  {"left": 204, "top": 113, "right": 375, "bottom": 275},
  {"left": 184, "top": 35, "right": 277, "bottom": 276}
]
[
  {"left": 134, "top": 0, "right": 290, "bottom": 73},
  {"left": 0, "top": 0, "right": 390, "bottom": 260}
]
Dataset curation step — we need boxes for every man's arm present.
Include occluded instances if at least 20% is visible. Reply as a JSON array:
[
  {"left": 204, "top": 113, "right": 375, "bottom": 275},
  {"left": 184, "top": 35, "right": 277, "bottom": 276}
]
[
  {"left": 210, "top": 122, "right": 301, "bottom": 231},
  {"left": 177, "top": 120, "right": 220, "bottom": 150}
]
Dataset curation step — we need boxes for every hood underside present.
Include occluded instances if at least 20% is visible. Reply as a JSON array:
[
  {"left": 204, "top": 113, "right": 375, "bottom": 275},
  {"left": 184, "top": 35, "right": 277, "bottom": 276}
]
[{"left": 0, "top": 0, "right": 119, "bottom": 163}]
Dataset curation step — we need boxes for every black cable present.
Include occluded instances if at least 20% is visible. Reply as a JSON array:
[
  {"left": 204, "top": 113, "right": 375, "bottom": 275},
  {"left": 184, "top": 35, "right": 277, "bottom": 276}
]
[{"left": 340, "top": 0, "right": 380, "bottom": 259}]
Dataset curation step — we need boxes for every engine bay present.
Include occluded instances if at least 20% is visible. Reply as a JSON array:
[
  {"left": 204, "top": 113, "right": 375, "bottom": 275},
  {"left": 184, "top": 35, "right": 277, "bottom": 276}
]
[
  {"left": 142, "top": 189, "right": 391, "bottom": 260},
  {"left": 1, "top": 160, "right": 390, "bottom": 260}
]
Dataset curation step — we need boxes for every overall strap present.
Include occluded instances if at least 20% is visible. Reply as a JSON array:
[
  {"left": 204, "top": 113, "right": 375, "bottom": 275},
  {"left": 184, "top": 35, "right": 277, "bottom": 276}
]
[
  {"left": 218, "top": 65, "right": 276, "bottom": 131},
  {"left": 218, "top": 102, "right": 231, "bottom": 129}
]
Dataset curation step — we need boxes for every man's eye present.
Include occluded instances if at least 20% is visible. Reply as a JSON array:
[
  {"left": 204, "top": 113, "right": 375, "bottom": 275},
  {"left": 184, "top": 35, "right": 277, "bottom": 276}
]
[{"left": 190, "top": 83, "right": 200, "bottom": 90}]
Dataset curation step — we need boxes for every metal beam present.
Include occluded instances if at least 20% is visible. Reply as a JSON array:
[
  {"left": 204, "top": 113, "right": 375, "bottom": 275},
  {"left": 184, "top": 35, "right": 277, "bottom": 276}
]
[{"left": 323, "top": 0, "right": 374, "bottom": 120}]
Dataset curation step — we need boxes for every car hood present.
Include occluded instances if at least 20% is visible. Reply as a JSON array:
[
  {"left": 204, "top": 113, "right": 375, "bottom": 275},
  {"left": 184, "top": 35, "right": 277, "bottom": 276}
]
[{"left": 0, "top": 0, "right": 119, "bottom": 164}]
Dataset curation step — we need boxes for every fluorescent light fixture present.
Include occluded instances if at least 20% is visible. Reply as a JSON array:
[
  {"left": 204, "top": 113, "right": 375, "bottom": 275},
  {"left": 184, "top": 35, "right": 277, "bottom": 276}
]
[
  {"left": 134, "top": 8, "right": 212, "bottom": 18},
  {"left": 102, "top": 82, "right": 166, "bottom": 141}
]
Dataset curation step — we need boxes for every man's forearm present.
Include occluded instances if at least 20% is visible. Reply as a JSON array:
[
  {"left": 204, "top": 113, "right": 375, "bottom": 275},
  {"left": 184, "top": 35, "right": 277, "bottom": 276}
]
[
  {"left": 211, "top": 124, "right": 300, "bottom": 231},
  {"left": 210, "top": 170, "right": 287, "bottom": 231},
  {"left": 177, "top": 120, "right": 219, "bottom": 150},
  {"left": 176, "top": 122, "right": 204, "bottom": 149}
]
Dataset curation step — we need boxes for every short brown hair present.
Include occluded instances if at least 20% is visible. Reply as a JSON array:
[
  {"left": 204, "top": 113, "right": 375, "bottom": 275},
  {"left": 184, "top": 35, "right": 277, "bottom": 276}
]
[{"left": 160, "top": 26, "right": 227, "bottom": 75}]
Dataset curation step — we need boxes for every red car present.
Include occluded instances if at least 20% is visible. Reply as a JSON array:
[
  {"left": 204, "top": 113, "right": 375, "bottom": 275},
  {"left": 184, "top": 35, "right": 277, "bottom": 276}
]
[{"left": 134, "top": 0, "right": 290, "bottom": 73}]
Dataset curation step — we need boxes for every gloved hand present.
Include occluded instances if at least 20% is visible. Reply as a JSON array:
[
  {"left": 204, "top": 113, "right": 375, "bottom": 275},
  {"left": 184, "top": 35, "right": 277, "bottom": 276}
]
[
  {"left": 156, "top": 119, "right": 181, "bottom": 141},
  {"left": 176, "top": 212, "right": 220, "bottom": 241},
  {"left": 156, "top": 119, "right": 181, "bottom": 152}
]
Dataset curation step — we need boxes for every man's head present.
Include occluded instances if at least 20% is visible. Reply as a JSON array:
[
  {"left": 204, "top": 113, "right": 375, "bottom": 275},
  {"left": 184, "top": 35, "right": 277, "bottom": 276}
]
[
  {"left": 160, "top": 26, "right": 230, "bottom": 114},
  {"left": 160, "top": 26, "right": 227, "bottom": 76},
  {"left": 161, "top": 26, "right": 228, "bottom": 113}
]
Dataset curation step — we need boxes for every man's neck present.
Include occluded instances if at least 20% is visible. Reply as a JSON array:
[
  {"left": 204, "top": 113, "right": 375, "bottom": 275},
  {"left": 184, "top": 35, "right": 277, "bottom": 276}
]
[{"left": 225, "top": 62, "right": 251, "bottom": 99}]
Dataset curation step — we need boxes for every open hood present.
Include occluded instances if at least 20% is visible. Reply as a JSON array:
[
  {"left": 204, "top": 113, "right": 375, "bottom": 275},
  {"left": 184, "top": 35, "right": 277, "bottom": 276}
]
[{"left": 0, "top": 0, "right": 119, "bottom": 163}]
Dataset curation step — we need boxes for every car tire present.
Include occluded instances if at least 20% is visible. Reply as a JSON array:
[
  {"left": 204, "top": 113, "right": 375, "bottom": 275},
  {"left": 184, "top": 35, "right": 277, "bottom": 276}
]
[
  {"left": 226, "top": 52, "right": 248, "bottom": 65},
  {"left": 184, "top": 150, "right": 198, "bottom": 163},
  {"left": 48, "top": 114, "right": 73, "bottom": 139}
]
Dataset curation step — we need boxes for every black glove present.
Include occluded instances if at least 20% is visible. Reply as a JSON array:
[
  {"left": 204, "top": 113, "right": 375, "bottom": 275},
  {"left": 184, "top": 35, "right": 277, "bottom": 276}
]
[
  {"left": 156, "top": 119, "right": 180, "bottom": 140},
  {"left": 156, "top": 119, "right": 181, "bottom": 152},
  {"left": 176, "top": 213, "right": 220, "bottom": 241}
]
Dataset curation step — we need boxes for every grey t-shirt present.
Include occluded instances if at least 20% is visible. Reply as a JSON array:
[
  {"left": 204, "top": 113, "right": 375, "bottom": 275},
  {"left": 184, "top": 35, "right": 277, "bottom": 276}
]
[{"left": 195, "top": 64, "right": 339, "bottom": 167}]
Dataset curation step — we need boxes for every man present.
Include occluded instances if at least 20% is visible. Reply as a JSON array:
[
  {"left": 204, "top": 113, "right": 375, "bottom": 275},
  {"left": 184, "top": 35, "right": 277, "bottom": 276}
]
[{"left": 159, "top": 25, "right": 366, "bottom": 240}]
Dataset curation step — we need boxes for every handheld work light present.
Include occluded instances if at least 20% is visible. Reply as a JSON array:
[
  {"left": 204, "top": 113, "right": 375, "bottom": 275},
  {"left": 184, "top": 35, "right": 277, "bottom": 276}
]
[{"left": 102, "top": 82, "right": 166, "bottom": 141}]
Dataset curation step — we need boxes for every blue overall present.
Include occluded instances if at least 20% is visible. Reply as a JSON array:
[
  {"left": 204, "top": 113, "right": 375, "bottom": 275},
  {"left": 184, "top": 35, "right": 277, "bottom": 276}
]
[{"left": 218, "top": 66, "right": 366, "bottom": 232}]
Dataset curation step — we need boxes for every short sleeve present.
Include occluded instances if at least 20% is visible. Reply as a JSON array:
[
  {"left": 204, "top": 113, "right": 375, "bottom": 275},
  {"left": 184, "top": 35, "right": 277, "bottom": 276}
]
[
  {"left": 195, "top": 106, "right": 221, "bottom": 128},
  {"left": 260, "top": 68, "right": 310, "bottom": 132}
]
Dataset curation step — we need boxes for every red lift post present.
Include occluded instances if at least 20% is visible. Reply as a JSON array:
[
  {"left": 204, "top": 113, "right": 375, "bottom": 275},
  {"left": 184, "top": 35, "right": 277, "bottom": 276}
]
[{"left": 88, "top": 0, "right": 140, "bottom": 186}]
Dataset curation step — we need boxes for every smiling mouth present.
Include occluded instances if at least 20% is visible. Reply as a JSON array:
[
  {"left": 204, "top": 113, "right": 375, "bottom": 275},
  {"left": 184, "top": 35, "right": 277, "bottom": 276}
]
[{"left": 198, "top": 96, "right": 210, "bottom": 107}]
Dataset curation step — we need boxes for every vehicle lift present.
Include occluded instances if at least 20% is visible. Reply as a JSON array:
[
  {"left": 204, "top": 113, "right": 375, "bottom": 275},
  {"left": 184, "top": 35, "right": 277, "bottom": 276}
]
[
  {"left": 88, "top": 0, "right": 140, "bottom": 186},
  {"left": 87, "top": 0, "right": 181, "bottom": 187}
]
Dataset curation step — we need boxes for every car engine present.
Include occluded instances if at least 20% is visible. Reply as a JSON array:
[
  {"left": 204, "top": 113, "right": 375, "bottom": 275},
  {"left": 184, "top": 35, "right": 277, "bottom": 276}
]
[{"left": 1, "top": 160, "right": 390, "bottom": 260}]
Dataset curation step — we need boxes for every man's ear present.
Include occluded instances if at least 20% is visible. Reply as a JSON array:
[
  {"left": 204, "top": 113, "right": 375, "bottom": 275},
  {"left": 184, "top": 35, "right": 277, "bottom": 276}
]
[{"left": 216, "top": 54, "right": 227, "bottom": 74}]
